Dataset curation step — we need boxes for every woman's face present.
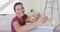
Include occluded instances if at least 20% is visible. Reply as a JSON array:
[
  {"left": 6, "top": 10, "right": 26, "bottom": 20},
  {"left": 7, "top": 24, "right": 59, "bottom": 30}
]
[{"left": 15, "top": 4, "right": 25, "bottom": 17}]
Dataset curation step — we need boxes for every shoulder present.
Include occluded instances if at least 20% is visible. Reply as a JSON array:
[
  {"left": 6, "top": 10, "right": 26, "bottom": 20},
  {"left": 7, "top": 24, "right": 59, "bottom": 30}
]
[
  {"left": 12, "top": 16, "right": 19, "bottom": 22},
  {"left": 11, "top": 16, "right": 19, "bottom": 27}
]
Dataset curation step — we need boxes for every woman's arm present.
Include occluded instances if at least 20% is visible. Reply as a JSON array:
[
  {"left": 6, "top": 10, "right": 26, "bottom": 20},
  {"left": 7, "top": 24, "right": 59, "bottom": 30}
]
[
  {"left": 26, "top": 16, "right": 36, "bottom": 23},
  {"left": 13, "top": 15, "right": 47, "bottom": 32},
  {"left": 13, "top": 21, "right": 38, "bottom": 32}
]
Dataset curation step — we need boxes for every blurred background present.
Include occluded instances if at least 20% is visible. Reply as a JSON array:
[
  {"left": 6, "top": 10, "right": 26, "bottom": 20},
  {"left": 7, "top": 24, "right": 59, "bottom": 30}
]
[{"left": 0, "top": 0, "right": 60, "bottom": 32}]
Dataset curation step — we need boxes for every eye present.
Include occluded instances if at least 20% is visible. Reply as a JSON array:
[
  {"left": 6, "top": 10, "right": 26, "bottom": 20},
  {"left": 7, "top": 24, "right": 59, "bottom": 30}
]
[{"left": 17, "top": 8, "right": 20, "bottom": 10}]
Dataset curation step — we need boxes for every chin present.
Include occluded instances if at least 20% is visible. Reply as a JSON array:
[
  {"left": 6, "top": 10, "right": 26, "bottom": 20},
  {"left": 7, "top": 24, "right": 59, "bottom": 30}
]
[{"left": 20, "top": 14, "right": 24, "bottom": 17}]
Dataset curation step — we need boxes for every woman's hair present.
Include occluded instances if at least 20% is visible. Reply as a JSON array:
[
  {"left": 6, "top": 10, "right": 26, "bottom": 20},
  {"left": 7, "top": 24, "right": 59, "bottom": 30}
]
[{"left": 14, "top": 2, "right": 23, "bottom": 12}]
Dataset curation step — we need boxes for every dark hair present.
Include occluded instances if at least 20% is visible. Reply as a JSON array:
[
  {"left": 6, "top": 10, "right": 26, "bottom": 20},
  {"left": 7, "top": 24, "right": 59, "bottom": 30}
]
[{"left": 14, "top": 2, "right": 23, "bottom": 12}]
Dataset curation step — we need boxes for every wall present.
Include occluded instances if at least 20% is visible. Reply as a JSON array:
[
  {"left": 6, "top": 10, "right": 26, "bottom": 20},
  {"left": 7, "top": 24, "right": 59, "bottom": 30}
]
[
  {"left": 0, "top": 0, "right": 60, "bottom": 24},
  {"left": 0, "top": 0, "right": 35, "bottom": 14}
]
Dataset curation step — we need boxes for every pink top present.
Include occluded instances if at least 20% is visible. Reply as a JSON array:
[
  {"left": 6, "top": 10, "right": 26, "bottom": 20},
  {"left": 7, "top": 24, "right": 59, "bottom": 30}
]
[{"left": 11, "top": 14, "right": 27, "bottom": 32}]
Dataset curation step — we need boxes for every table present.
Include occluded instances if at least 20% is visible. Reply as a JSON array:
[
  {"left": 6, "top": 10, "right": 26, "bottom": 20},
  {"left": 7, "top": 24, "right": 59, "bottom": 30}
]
[{"left": 30, "top": 26, "right": 54, "bottom": 32}]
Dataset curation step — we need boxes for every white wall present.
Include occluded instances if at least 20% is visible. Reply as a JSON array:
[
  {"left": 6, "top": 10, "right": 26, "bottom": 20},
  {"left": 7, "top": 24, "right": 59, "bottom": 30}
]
[
  {"left": 0, "top": 0, "right": 35, "bottom": 14},
  {"left": 0, "top": 0, "right": 60, "bottom": 22}
]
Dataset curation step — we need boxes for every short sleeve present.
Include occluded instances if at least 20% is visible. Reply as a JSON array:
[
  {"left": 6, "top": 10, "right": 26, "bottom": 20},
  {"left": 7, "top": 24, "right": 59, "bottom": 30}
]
[{"left": 12, "top": 16, "right": 19, "bottom": 23}]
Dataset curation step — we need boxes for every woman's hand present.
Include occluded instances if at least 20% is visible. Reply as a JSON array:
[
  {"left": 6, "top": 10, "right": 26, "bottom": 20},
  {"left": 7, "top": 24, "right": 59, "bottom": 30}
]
[
  {"left": 29, "top": 16, "right": 36, "bottom": 22},
  {"left": 34, "top": 15, "right": 48, "bottom": 26}
]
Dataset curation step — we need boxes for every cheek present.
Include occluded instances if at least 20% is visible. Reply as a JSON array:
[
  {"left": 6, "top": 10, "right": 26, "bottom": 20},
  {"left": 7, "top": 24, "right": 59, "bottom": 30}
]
[
  {"left": 16, "top": 11, "right": 19, "bottom": 14},
  {"left": 22, "top": 9, "right": 25, "bottom": 12},
  {"left": 20, "top": 12, "right": 24, "bottom": 15},
  {"left": 20, "top": 10, "right": 25, "bottom": 14}
]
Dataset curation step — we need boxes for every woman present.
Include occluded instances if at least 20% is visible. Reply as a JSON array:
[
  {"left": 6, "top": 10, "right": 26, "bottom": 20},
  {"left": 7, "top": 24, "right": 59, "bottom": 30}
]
[{"left": 11, "top": 2, "right": 48, "bottom": 32}]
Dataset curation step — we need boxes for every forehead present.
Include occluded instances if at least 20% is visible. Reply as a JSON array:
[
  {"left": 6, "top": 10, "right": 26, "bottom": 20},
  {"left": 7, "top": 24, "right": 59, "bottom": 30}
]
[{"left": 15, "top": 4, "right": 23, "bottom": 8}]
